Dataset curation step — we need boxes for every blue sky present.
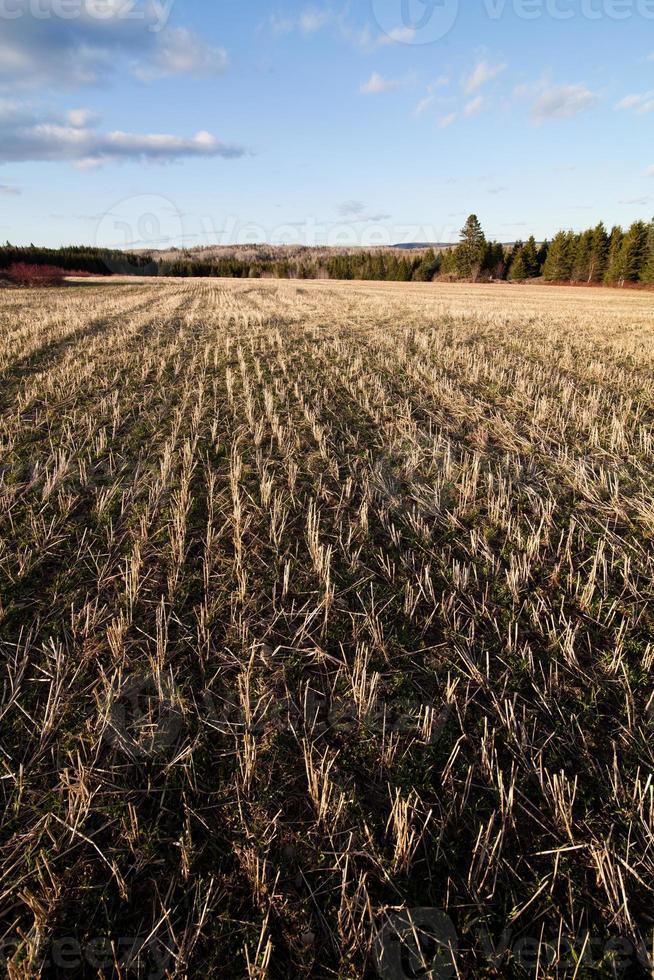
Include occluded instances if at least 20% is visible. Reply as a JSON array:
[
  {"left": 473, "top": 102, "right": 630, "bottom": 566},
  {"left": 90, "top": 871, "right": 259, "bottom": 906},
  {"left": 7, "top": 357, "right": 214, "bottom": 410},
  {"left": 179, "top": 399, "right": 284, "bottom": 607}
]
[{"left": 0, "top": 0, "right": 652, "bottom": 247}]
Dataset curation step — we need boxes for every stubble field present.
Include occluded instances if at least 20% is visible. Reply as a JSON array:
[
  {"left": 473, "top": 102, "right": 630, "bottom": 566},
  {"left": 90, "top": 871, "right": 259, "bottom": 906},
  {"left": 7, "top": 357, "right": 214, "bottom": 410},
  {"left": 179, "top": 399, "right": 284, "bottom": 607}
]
[{"left": 1, "top": 278, "right": 653, "bottom": 978}]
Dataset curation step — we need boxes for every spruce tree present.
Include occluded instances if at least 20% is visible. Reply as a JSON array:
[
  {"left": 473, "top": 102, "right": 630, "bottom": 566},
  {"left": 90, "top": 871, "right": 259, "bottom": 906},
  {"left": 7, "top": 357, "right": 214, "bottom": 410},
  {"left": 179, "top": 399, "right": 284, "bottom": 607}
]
[
  {"left": 604, "top": 226, "right": 624, "bottom": 283},
  {"left": 615, "top": 221, "right": 648, "bottom": 284},
  {"left": 588, "top": 222, "right": 609, "bottom": 283},
  {"left": 457, "top": 214, "right": 486, "bottom": 280},
  {"left": 522, "top": 236, "right": 540, "bottom": 278},
  {"left": 641, "top": 219, "right": 654, "bottom": 284},
  {"left": 508, "top": 248, "right": 527, "bottom": 281},
  {"left": 537, "top": 240, "right": 550, "bottom": 272},
  {"left": 440, "top": 247, "right": 457, "bottom": 279},
  {"left": 572, "top": 230, "right": 593, "bottom": 282},
  {"left": 485, "top": 241, "right": 507, "bottom": 280},
  {"left": 542, "top": 231, "right": 574, "bottom": 281},
  {"left": 414, "top": 248, "right": 439, "bottom": 282}
]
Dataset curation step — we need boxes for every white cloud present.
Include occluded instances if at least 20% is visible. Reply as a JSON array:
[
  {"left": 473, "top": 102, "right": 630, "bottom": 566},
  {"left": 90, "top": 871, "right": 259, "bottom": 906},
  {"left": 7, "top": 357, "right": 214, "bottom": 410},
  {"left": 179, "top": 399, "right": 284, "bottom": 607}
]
[
  {"left": 360, "top": 72, "right": 400, "bottom": 95},
  {"left": 135, "top": 27, "right": 228, "bottom": 80},
  {"left": 413, "top": 78, "right": 450, "bottom": 118},
  {"left": 267, "top": 15, "right": 295, "bottom": 36},
  {"left": 413, "top": 95, "right": 435, "bottom": 117},
  {"left": 378, "top": 26, "right": 417, "bottom": 45},
  {"left": 0, "top": 101, "right": 247, "bottom": 167},
  {"left": 615, "top": 92, "right": 654, "bottom": 114},
  {"left": 299, "top": 9, "right": 331, "bottom": 33},
  {"left": 266, "top": 8, "right": 332, "bottom": 37},
  {"left": 616, "top": 94, "right": 645, "bottom": 110},
  {"left": 647, "top": 165, "right": 654, "bottom": 177},
  {"left": 439, "top": 113, "right": 457, "bottom": 128},
  {"left": 464, "top": 60, "right": 506, "bottom": 95},
  {"left": 464, "top": 96, "right": 484, "bottom": 117},
  {"left": 531, "top": 84, "right": 598, "bottom": 121},
  {"left": 0, "top": 3, "right": 229, "bottom": 89},
  {"left": 66, "top": 109, "right": 101, "bottom": 128},
  {"left": 0, "top": 183, "right": 20, "bottom": 195}
]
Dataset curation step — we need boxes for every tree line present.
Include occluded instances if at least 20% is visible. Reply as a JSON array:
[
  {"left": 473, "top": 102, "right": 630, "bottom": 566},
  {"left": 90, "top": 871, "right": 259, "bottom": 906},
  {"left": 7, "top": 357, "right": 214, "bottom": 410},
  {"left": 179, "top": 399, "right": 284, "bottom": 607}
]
[
  {"left": 2, "top": 215, "right": 653, "bottom": 285},
  {"left": 439, "top": 215, "right": 654, "bottom": 285},
  {"left": 0, "top": 244, "right": 155, "bottom": 276}
]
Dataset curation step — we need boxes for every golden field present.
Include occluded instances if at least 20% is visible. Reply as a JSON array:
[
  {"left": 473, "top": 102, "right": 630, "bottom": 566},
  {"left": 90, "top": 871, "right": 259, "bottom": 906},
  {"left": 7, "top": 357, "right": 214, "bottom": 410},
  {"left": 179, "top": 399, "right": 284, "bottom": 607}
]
[{"left": 1, "top": 279, "right": 653, "bottom": 978}]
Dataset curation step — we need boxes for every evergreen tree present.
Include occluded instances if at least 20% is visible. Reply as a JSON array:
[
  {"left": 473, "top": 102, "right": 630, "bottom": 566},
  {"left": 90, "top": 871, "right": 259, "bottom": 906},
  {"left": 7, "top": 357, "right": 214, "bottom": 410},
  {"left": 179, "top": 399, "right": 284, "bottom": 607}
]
[
  {"left": 641, "top": 219, "right": 654, "bottom": 284},
  {"left": 604, "top": 226, "right": 625, "bottom": 284},
  {"left": 484, "top": 241, "right": 507, "bottom": 279},
  {"left": 457, "top": 214, "right": 486, "bottom": 280},
  {"left": 439, "top": 248, "right": 458, "bottom": 279},
  {"left": 508, "top": 248, "right": 527, "bottom": 281},
  {"left": 572, "top": 230, "right": 593, "bottom": 282},
  {"left": 588, "top": 222, "right": 609, "bottom": 283},
  {"left": 413, "top": 248, "right": 439, "bottom": 281},
  {"left": 506, "top": 241, "right": 523, "bottom": 280},
  {"left": 615, "top": 221, "right": 648, "bottom": 284},
  {"left": 542, "top": 231, "right": 574, "bottom": 281},
  {"left": 522, "top": 236, "right": 540, "bottom": 278}
]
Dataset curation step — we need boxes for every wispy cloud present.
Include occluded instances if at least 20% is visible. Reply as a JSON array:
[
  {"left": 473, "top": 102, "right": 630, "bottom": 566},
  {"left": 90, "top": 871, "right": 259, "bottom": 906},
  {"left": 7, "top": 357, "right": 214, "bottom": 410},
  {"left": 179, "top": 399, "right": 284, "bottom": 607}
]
[
  {"left": 439, "top": 113, "right": 457, "bottom": 128},
  {"left": 0, "top": 101, "right": 248, "bottom": 168},
  {"left": 336, "top": 200, "right": 391, "bottom": 221},
  {"left": 412, "top": 77, "right": 450, "bottom": 117},
  {"left": 378, "top": 26, "right": 416, "bottom": 45},
  {"left": 646, "top": 165, "right": 654, "bottom": 177},
  {"left": 299, "top": 9, "right": 332, "bottom": 34},
  {"left": 615, "top": 92, "right": 654, "bottom": 115},
  {"left": 266, "top": 7, "right": 333, "bottom": 37},
  {"left": 413, "top": 95, "right": 435, "bottom": 117},
  {"left": 464, "top": 96, "right": 485, "bottom": 117},
  {"left": 0, "top": 183, "right": 21, "bottom": 195},
  {"left": 134, "top": 28, "right": 228, "bottom": 81},
  {"left": 464, "top": 60, "right": 507, "bottom": 95},
  {"left": 532, "top": 83, "right": 598, "bottom": 121},
  {"left": 360, "top": 72, "right": 400, "bottom": 95}
]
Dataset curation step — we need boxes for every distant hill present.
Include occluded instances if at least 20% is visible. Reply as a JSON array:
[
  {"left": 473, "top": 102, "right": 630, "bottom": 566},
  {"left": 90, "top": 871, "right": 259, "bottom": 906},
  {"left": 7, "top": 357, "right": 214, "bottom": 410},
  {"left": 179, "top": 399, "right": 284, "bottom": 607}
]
[{"left": 392, "top": 242, "right": 455, "bottom": 250}]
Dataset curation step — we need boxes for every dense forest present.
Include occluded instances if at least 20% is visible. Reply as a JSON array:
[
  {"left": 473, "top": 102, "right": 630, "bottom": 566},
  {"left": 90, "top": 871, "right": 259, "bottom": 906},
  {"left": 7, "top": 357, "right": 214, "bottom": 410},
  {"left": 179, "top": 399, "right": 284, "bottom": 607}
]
[
  {"left": 2, "top": 215, "right": 653, "bottom": 285},
  {"left": 0, "top": 244, "right": 155, "bottom": 277}
]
